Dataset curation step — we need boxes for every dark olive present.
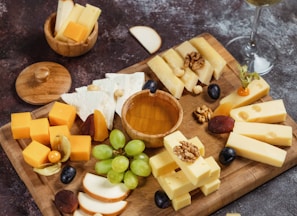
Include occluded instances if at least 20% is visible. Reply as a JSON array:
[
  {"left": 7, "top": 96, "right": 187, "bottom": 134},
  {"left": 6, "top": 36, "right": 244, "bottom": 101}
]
[
  {"left": 60, "top": 165, "right": 76, "bottom": 184},
  {"left": 207, "top": 84, "right": 221, "bottom": 100},
  {"left": 219, "top": 147, "right": 236, "bottom": 165},
  {"left": 142, "top": 80, "right": 158, "bottom": 93},
  {"left": 154, "top": 190, "right": 171, "bottom": 209}
]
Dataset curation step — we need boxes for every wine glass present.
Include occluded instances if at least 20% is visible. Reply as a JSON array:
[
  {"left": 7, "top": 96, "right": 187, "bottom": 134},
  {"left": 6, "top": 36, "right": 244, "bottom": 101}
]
[{"left": 225, "top": 0, "right": 282, "bottom": 75}]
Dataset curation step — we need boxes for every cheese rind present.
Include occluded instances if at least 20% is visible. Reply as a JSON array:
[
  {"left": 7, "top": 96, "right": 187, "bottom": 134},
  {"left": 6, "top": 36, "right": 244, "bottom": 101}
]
[
  {"left": 22, "top": 140, "right": 51, "bottom": 168},
  {"left": 226, "top": 132, "right": 287, "bottom": 167},
  {"left": 11, "top": 112, "right": 32, "bottom": 139},
  {"left": 147, "top": 55, "right": 184, "bottom": 99},
  {"left": 233, "top": 122, "right": 292, "bottom": 146},
  {"left": 230, "top": 99, "right": 287, "bottom": 123},
  {"left": 164, "top": 131, "right": 211, "bottom": 185}
]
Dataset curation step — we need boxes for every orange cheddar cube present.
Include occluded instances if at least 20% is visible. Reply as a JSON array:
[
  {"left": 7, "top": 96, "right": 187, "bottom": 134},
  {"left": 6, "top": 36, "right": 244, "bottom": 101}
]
[
  {"left": 22, "top": 140, "right": 51, "bottom": 168},
  {"left": 63, "top": 21, "right": 88, "bottom": 42},
  {"left": 49, "top": 125, "right": 71, "bottom": 148},
  {"left": 48, "top": 102, "right": 76, "bottom": 129},
  {"left": 11, "top": 112, "right": 32, "bottom": 139},
  {"left": 69, "top": 135, "right": 91, "bottom": 161},
  {"left": 30, "top": 118, "right": 50, "bottom": 145}
]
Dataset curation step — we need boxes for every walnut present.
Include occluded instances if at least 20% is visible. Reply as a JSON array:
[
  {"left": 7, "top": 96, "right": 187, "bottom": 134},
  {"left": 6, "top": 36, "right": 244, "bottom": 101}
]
[
  {"left": 184, "top": 51, "right": 205, "bottom": 72},
  {"left": 193, "top": 104, "right": 213, "bottom": 123},
  {"left": 173, "top": 141, "right": 200, "bottom": 163}
]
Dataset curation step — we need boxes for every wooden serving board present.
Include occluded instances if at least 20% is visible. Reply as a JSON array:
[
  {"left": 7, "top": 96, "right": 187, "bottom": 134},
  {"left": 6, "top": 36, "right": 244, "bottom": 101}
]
[{"left": 1, "top": 33, "right": 297, "bottom": 216}]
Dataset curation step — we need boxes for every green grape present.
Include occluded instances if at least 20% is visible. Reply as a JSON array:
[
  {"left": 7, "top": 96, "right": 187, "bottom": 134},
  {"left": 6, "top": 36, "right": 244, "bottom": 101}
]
[
  {"left": 109, "top": 129, "right": 126, "bottom": 150},
  {"left": 134, "top": 152, "right": 149, "bottom": 163},
  {"left": 130, "top": 159, "right": 151, "bottom": 177},
  {"left": 124, "top": 170, "right": 139, "bottom": 189},
  {"left": 124, "top": 139, "right": 145, "bottom": 156},
  {"left": 92, "top": 144, "right": 113, "bottom": 160},
  {"left": 107, "top": 169, "right": 124, "bottom": 184},
  {"left": 112, "top": 155, "right": 129, "bottom": 173},
  {"left": 95, "top": 159, "right": 113, "bottom": 175}
]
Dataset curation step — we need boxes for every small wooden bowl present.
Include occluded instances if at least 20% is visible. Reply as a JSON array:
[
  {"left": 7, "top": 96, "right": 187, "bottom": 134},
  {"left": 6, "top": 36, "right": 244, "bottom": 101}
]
[
  {"left": 44, "top": 13, "right": 98, "bottom": 57},
  {"left": 121, "top": 89, "right": 183, "bottom": 148}
]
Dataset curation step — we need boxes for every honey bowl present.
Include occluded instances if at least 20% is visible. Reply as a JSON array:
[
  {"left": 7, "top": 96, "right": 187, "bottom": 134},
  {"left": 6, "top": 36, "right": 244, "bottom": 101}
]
[
  {"left": 121, "top": 89, "right": 183, "bottom": 148},
  {"left": 44, "top": 13, "right": 98, "bottom": 57}
]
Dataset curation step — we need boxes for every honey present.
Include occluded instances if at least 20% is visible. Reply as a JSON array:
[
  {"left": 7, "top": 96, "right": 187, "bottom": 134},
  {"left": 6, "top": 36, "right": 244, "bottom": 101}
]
[{"left": 125, "top": 93, "right": 180, "bottom": 135}]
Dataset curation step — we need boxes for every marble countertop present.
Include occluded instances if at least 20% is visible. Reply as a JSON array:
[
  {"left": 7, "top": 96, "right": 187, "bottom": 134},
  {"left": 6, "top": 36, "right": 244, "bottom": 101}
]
[{"left": 0, "top": 0, "right": 296, "bottom": 215}]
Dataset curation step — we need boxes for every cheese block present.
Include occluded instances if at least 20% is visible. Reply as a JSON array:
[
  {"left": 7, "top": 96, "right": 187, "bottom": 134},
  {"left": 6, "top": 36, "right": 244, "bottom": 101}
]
[
  {"left": 30, "top": 118, "right": 50, "bottom": 145},
  {"left": 11, "top": 112, "right": 32, "bottom": 139},
  {"left": 172, "top": 193, "right": 191, "bottom": 211},
  {"left": 218, "top": 77, "right": 270, "bottom": 111},
  {"left": 55, "top": 3, "right": 85, "bottom": 42},
  {"left": 63, "top": 21, "right": 88, "bottom": 42},
  {"left": 175, "top": 41, "right": 214, "bottom": 85},
  {"left": 22, "top": 140, "right": 51, "bottom": 168},
  {"left": 190, "top": 37, "right": 226, "bottom": 80},
  {"left": 226, "top": 132, "right": 287, "bottom": 167},
  {"left": 48, "top": 101, "right": 77, "bottom": 129},
  {"left": 54, "top": 0, "right": 74, "bottom": 34},
  {"left": 230, "top": 99, "right": 287, "bottom": 123},
  {"left": 49, "top": 125, "right": 70, "bottom": 148},
  {"left": 200, "top": 178, "right": 221, "bottom": 196},
  {"left": 69, "top": 135, "right": 92, "bottom": 161},
  {"left": 147, "top": 55, "right": 185, "bottom": 99},
  {"left": 161, "top": 48, "right": 199, "bottom": 92},
  {"left": 233, "top": 122, "right": 292, "bottom": 146}
]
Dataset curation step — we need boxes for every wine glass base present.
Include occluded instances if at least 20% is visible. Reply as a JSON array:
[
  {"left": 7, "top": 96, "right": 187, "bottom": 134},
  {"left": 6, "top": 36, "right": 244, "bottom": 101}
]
[{"left": 226, "top": 35, "right": 277, "bottom": 75}]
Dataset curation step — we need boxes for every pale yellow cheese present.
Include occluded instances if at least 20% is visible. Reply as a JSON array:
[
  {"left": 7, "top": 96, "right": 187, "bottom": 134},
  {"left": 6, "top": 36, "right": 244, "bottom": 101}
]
[
  {"left": 226, "top": 132, "right": 287, "bottom": 167},
  {"left": 174, "top": 41, "right": 214, "bottom": 85},
  {"left": 149, "top": 150, "right": 178, "bottom": 178},
  {"left": 188, "top": 136, "right": 205, "bottom": 157},
  {"left": 190, "top": 37, "right": 226, "bottom": 80},
  {"left": 172, "top": 193, "right": 191, "bottom": 211},
  {"left": 200, "top": 178, "right": 221, "bottom": 196},
  {"left": 226, "top": 213, "right": 241, "bottom": 216},
  {"left": 55, "top": 3, "right": 85, "bottom": 42},
  {"left": 230, "top": 99, "right": 287, "bottom": 123},
  {"left": 164, "top": 131, "right": 211, "bottom": 185},
  {"left": 233, "top": 121, "right": 292, "bottom": 146},
  {"left": 147, "top": 55, "right": 185, "bottom": 99},
  {"left": 219, "top": 77, "right": 270, "bottom": 109},
  {"left": 161, "top": 48, "right": 199, "bottom": 92}
]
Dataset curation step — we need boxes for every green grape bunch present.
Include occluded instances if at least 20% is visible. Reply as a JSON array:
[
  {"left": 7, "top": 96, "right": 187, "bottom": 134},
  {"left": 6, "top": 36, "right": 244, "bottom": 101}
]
[{"left": 92, "top": 129, "right": 152, "bottom": 189}]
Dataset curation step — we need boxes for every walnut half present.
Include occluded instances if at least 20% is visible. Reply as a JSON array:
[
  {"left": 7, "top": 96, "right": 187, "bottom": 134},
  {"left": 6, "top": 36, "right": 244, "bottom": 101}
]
[
  {"left": 193, "top": 104, "right": 213, "bottom": 123},
  {"left": 173, "top": 141, "right": 200, "bottom": 163}
]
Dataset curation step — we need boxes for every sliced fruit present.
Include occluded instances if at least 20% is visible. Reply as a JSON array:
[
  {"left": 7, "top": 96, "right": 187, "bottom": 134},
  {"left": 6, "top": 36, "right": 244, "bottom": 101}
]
[
  {"left": 82, "top": 173, "right": 130, "bottom": 202},
  {"left": 78, "top": 192, "right": 128, "bottom": 215},
  {"left": 129, "top": 26, "right": 162, "bottom": 54},
  {"left": 94, "top": 109, "right": 109, "bottom": 142}
]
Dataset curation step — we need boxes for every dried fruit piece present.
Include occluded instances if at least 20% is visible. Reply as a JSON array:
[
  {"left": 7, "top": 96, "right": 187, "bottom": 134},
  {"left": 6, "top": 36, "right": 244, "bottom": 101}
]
[
  {"left": 55, "top": 190, "right": 78, "bottom": 214},
  {"left": 208, "top": 115, "right": 235, "bottom": 134},
  {"left": 81, "top": 114, "right": 95, "bottom": 137}
]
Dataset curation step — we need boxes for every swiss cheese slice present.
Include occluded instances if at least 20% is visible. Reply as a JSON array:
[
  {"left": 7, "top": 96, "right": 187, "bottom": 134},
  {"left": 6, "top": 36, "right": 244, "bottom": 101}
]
[
  {"left": 233, "top": 121, "right": 292, "bottom": 146},
  {"left": 230, "top": 99, "right": 287, "bottom": 123},
  {"left": 226, "top": 132, "right": 287, "bottom": 167}
]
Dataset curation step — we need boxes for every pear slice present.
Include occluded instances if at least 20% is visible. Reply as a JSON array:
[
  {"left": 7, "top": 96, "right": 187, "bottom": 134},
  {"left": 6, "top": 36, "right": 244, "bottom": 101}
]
[{"left": 129, "top": 26, "right": 162, "bottom": 54}]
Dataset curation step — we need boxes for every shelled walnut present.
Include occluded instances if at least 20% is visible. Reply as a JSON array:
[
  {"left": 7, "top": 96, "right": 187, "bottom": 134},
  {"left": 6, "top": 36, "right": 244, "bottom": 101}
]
[
  {"left": 173, "top": 140, "right": 200, "bottom": 163},
  {"left": 193, "top": 104, "right": 213, "bottom": 123},
  {"left": 184, "top": 51, "right": 205, "bottom": 72}
]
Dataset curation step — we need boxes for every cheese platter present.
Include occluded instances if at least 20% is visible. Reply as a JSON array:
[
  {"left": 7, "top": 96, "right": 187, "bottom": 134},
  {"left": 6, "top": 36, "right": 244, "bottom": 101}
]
[{"left": 1, "top": 33, "right": 297, "bottom": 216}]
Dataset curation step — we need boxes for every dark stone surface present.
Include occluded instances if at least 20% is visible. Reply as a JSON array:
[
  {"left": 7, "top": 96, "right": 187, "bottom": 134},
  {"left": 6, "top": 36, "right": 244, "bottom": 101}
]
[{"left": 0, "top": 0, "right": 296, "bottom": 215}]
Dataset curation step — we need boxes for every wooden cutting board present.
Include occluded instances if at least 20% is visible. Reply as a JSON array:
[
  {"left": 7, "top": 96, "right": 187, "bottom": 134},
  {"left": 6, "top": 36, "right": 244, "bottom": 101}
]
[{"left": 1, "top": 33, "right": 297, "bottom": 216}]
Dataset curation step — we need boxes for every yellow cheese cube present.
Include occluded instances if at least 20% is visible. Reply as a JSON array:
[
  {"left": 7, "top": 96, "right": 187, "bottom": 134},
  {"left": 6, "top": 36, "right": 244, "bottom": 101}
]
[
  {"left": 230, "top": 99, "right": 287, "bottom": 124},
  {"left": 22, "top": 140, "right": 51, "bottom": 168},
  {"left": 226, "top": 132, "right": 287, "bottom": 167},
  {"left": 63, "top": 21, "right": 88, "bottom": 42},
  {"left": 69, "top": 135, "right": 91, "bottom": 161},
  {"left": 49, "top": 125, "right": 71, "bottom": 148},
  {"left": 11, "top": 112, "right": 32, "bottom": 139},
  {"left": 164, "top": 131, "right": 211, "bottom": 185},
  {"left": 200, "top": 178, "right": 221, "bottom": 196},
  {"left": 149, "top": 150, "right": 178, "bottom": 178},
  {"left": 172, "top": 193, "right": 191, "bottom": 211},
  {"left": 233, "top": 122, "right": 292, "bottom": 146},
  {"left": 48, "top": 101, "right": 76, "bottom": 129},
  {"left": 30, "top": 118, "right": 50, "bottom": 145}
]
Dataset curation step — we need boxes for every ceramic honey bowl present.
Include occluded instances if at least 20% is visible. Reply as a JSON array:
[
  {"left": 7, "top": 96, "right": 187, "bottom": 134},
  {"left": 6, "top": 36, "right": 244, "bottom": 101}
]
[
  {"left": 121, "top": 89, "right": 183, "bottom": 148},
  {"left": 44, "top": 13, "right": 98, "bottom": 57}
]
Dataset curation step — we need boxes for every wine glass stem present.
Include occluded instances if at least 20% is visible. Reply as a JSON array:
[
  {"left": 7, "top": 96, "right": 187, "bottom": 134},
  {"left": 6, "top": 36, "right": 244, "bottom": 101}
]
[{"left": 245, "top": 6, "right": 263, "bottom": 57}]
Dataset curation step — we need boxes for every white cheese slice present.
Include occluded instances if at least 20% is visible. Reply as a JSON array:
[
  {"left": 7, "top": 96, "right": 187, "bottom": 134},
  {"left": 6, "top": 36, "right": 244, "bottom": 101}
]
[
  {"left": 233, "top": 121, "right": 292, "bottom": 146},
  {"left": 226, "top": 132, "right": 287, "bottom": 167},
  {"left": 230, "top": 99, "right": 287, "bottom": 123}
]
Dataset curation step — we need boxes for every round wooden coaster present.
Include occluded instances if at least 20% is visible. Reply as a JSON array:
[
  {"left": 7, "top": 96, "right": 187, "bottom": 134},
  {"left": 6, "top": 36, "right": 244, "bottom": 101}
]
[{"left": 15, "top": 62, "right": 72, "bottom": 105}]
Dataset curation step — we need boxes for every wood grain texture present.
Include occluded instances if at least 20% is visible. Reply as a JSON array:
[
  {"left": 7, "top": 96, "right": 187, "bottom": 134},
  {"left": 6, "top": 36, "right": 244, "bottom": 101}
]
[{"left": 1, "top": 33, "right": 297, "bottom": 216}]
